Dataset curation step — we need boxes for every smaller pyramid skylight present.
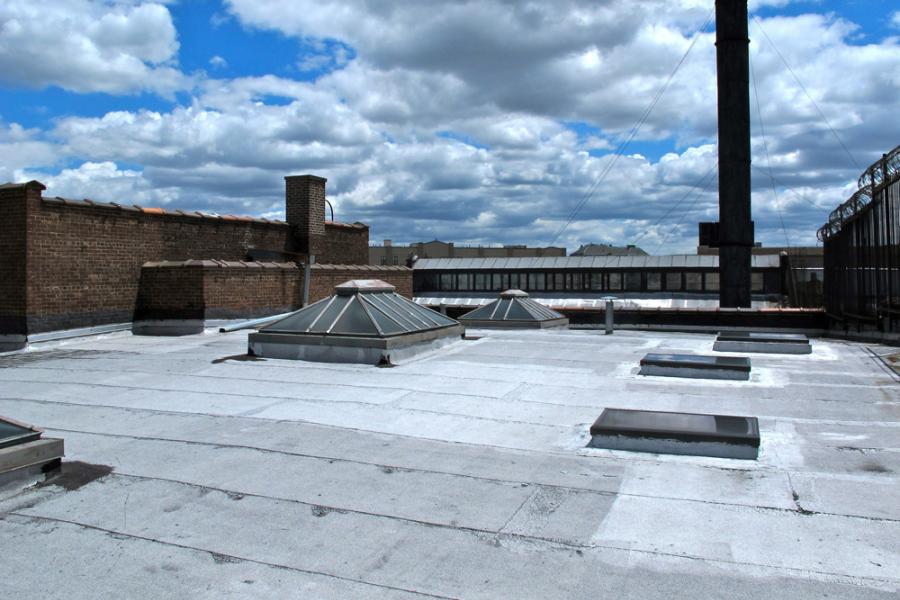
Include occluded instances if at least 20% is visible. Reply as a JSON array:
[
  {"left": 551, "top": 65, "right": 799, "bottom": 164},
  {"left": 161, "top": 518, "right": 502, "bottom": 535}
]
[{"left": 459, "top": 289, "right": 569, "bottom": 329}]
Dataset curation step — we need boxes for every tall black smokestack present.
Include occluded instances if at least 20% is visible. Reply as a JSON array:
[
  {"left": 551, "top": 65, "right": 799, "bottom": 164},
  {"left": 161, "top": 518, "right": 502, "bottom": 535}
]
[{"left": 716, "top": 0, "right": 753, "bottom": 307}]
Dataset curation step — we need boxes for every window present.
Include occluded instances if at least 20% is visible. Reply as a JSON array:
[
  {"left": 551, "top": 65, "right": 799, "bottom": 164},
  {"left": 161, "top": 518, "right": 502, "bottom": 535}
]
[
  {"left": 492, "top": 273, "right": 503, "bottom": 290},
  {"left": 685, "top": 272, "right": 702, "bottom": 291},
  {"left": 590, "top": 272, "right": 603, "bottom": 290},
  {"left": 751, "top": 272, "right": 764, "bottom": 292},
  {"left": 625, "top": 272, "right": 641, "bottom": 291},
  {"left": 475, "top": 273, "right": 488, "bottom": 290},
  {"left": 666, "top": 272, "right": 682, "bottom": 291},
  {"left": 440, "top": 273, "right": 454, "bottom": 291},
  {"left": 392, "top": 256, "right": 399, "bottom": 265},
  {"left": 705, "top": 272, "right": 719, "bottom": 291},
  {"left": 647, "top": 272, "right": 661, "bottom": 291},
  {"left": 458, "top": 273, "right": 472, "bottom": 290},
  {"left": 380, "top": 257, "right": 387, "bottom": 265},
  {"left": 554, "top": 273, "right": 564, "bottom": 291},
  {"left": 608, "top": 272, "right": 622, "bottom": 290},
  {"left": 501, "top": 273, "right": 510, "bottom": 291},
  {"left": 528, "top": 272, "right": 545, "bottom": 291}
]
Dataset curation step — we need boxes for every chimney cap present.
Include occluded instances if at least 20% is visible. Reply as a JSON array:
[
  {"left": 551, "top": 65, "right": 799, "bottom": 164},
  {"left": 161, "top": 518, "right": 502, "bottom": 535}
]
[{"left": 284, "top": 174, "right": 327, "bottom": 183}]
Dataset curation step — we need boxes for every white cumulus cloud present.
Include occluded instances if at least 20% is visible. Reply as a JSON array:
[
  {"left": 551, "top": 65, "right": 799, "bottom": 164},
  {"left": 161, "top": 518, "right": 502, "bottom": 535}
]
[{"left": 0, "top": 0, "right": 187, "bottom": 95}]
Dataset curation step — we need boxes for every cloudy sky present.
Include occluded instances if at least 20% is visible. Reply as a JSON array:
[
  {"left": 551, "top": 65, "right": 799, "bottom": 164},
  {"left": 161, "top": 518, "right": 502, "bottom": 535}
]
[{"left": 1, "top": 0, "right": 898, "bottom": 253}]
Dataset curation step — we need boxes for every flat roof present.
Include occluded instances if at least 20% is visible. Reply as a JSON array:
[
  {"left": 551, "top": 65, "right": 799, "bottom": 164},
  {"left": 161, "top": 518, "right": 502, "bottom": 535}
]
[
  {"left": 414, "top": 254, "right": 782, "bottom": 270},
  {"left": 0, "top": 329, "right": 898, "bottom": 598}
]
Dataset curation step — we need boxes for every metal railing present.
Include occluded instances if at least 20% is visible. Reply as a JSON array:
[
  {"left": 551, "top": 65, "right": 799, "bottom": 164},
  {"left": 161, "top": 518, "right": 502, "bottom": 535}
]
[{"left": 818, "top": 145, "right": 900, "bottom": 329}]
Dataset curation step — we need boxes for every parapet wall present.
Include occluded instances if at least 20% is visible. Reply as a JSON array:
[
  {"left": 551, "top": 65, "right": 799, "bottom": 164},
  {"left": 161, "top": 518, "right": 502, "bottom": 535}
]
[
  {"left": 310, "top": 264, "right": 413, "bottom": 303},
  {"left": 0, "top": 180, "right": 372, "bottom": 340},
  {"left": 0, "top": 183, "right": 35, "bottom": 335},
  {"left": 135, "top": 260, "right": 300, "bottom": 323},
  {"left": 27, "top": 194, "right": 292, "bottom": 333},
  {"left": 133, "top": 262, "right": 413, "bottom": 333},
  {"left": 323, "top": 222, "right": 369, "bottom": 265}
]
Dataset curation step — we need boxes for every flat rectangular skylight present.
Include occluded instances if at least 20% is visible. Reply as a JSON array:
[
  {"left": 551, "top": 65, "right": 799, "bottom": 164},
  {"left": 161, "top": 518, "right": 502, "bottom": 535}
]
[{"left": 589, "top": 408, "right": 760, "bottom": 459}]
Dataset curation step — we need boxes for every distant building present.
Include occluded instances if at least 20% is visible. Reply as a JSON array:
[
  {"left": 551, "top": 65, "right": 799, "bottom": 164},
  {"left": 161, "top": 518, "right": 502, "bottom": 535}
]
[
  {"left": 369, "top": 239, "right": 566, "bottom": 266},
  {"left": 570, "top": 243, "right": 648, "bottom": 257},
  {"left": 696, "top": 244, "right": 822, "bottom": 258},
  {"left": 697, "top": 245, "right": 823, "bottom": 308}
]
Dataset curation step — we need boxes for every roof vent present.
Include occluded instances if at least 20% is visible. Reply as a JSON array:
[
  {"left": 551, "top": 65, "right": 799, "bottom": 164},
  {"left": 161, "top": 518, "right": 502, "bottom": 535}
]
[
  {"left": 459, "top": 289, "right": 569, "bottom": 329},
  {"left": 248, "top": 279, "right": 463, "bottom": 364}
]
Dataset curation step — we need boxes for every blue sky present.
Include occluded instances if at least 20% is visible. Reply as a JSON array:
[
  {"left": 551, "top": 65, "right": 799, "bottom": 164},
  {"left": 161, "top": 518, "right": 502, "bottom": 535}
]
[{"left": 1, "top": 0, "right": 898, "bottom": 253}]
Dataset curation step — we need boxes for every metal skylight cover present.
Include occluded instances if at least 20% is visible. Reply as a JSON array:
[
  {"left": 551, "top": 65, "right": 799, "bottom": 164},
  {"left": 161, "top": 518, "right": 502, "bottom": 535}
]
[
  {"left": 460, "top": 290, "right": 566, "bottom": 323},
  {"left": 261, "top": 280, "right": 458, "bottom": 338}
]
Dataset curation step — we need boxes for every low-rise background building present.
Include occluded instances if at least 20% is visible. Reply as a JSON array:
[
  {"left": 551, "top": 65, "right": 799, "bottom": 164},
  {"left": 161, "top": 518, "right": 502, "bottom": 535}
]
[{"left": 369, "top": 239, "right": 566, "bottom": 265}]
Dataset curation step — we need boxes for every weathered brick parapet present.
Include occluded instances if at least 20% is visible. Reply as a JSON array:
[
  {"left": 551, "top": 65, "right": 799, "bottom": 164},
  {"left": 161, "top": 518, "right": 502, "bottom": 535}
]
[
  {"left": 323, "top": 221, "right": 369, "bottom": 265},
  {"left": 0, "top": 182, "right": 42, "bottom": 339},
  {"left": 309, "top": 264, "right": 412, "bottom": 303},
  {"left": 0, "top": 173, "right": 372, "bottom": 343},
  {"left": 135, "top": 260, "right": 300, "bottom": 326},
  {"left": 132, "top": 261, "right": 413, "bottom": 335}
]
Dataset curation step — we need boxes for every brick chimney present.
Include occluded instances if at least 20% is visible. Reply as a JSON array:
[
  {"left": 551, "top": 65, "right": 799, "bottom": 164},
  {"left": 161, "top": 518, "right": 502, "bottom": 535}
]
[{"left": 285, "top": 175, "right": 327, "bottom": 255}]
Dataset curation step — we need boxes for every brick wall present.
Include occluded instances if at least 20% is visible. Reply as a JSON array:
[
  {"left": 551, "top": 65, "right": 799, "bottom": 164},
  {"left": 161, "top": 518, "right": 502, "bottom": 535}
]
[
  {"left": 1, "top": 175, "right": 376, "bottom": 338},
  {"left": 202, "top": 262, "right": 300, "bottom": 319},
  {"left": 321, "top": 222, "right": 369, "bottom": 265},
  {"left": 309, "top": 264, "right": 413, "bottom": 303},
  {"left": 135, "top": 261, "right": 300, "bottom": 322},
  {"left": 134, "top": 262, "right": 205, "bottom": 321},
  {"left": 0, "top": 182, "right": 41, "bottom": 335},
  {"left": 25, "top": 198, "right": 293, "bottom": 333},
  {"left": 134, "top": 261, "right": 412, "bottom": 322}
]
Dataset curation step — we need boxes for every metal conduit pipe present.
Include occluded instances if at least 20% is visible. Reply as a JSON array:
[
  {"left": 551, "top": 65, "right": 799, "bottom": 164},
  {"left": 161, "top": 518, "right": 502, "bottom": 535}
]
[{"left": 218, "top": 311, "right": 297, "bottom": 333}]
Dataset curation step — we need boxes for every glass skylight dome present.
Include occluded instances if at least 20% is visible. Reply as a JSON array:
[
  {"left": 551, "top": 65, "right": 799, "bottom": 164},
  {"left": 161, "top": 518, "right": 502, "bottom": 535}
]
[
  {"left": 248, "top": 280, "right": 463, "bottom": 364},
  {"left": 459, "top": 289, "right": 569, "bottom": 329}
]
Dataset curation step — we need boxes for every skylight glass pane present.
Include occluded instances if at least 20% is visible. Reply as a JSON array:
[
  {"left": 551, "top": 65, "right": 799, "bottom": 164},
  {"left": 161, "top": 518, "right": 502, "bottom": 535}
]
[
  {"left": 365, "top": 294, "right": 421, "bottom": 331},
  {"left": 308, "top": 296, "right": 352, "bottom": 332},
  {"left": 363, "top": 300, "right": 412, "bottom": 335},
  {"left": 410, "top": 303, "right": 455, "bottom": 326},
  {"left": 504, "top": 302, "right": 533, "bottom": 320},
  {"left": 462, "top": 303, "right": 496, "bottom": 320},
  {"left": 384, "top": 294, "right": 450, "bottom": 328},
  {"left": 264, "top": 297, "right": 333, "bottom": 333},
  {"left": 330, "top": 299, "right": 381, "bottom": 336},
  {"left": 0, "top": 418, "right": 40, "bottom": 450}
]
